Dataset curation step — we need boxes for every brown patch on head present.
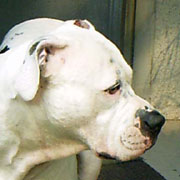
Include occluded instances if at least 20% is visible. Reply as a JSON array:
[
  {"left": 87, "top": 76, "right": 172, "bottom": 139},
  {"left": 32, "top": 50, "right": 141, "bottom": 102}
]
[{"left": 74, "top": 19, "right": 90, "bottom": 29}]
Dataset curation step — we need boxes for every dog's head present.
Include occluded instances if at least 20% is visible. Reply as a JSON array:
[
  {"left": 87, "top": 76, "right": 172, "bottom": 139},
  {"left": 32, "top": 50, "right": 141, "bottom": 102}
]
[{"left": 1, "top": 19, "right": 165, "bottom": 161}]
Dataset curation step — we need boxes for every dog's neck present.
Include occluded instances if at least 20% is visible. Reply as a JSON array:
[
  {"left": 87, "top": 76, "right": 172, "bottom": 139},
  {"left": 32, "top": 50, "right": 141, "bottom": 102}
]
[{"left": 1, "top": 96, "right": 86, "bottom": 180}]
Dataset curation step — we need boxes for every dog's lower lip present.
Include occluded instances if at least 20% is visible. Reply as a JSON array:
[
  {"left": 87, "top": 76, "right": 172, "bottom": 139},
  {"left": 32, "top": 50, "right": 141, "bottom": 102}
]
[{"left": 96, "top": 152, "right": 116, "bottom": 160}]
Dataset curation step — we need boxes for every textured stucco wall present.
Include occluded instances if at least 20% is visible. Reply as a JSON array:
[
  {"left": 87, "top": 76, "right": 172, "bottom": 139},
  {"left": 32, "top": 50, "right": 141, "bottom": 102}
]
[{"left": 133, "top": 0, "right": 180, "bottom": 120}]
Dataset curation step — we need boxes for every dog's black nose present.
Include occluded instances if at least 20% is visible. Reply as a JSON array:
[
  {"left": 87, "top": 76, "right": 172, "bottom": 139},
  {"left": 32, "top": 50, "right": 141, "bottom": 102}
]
[{"left": 135, "top": 109, "right": 165, "bottom": 133}]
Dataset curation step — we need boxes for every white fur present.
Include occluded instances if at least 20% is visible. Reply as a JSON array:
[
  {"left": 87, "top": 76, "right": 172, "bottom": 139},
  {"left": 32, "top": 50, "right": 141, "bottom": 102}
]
[{"left": 0, "top": 18, "right": 156, "bottom": 180}]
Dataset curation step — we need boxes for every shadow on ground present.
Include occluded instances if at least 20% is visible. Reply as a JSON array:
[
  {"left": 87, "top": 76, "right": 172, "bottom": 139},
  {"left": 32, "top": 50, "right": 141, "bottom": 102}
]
[{"left": 98, "top": 158, "right": 166, "bottom": 180}]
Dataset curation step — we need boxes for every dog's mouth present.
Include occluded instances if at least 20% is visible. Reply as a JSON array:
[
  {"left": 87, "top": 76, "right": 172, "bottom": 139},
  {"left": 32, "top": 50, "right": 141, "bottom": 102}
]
[
  {"left": 92, "top": 127, "right": 155, "bottom": 162},
  {"left": 120, "top": 126, "right": 153, "bottom": 151},
  {"left": 96, "top": 152, "right": 116, "bottom": 160}
]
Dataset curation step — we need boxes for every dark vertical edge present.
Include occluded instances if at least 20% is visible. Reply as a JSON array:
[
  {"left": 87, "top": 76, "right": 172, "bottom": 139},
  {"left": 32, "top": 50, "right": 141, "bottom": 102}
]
[
  {"left": 123, "top": 0, "right": 136, "bottom": 67},
  {"left": 108, "top": 0, "right": 114, "bottom": 37},
  {"left": 108, "top": 0, "right": 136, "bottom": 66},
  {"left": 131, "top": 0, "right": 137, "bottom": 68},
  {"left": 108, "top": 0, "right": 124, "bottom": 51}
]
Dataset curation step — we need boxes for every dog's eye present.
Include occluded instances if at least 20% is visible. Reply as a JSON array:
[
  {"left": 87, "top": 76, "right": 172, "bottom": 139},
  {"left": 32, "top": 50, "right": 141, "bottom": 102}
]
[{"left": 104, "top": 81, "right": 121, "bottom": 95}]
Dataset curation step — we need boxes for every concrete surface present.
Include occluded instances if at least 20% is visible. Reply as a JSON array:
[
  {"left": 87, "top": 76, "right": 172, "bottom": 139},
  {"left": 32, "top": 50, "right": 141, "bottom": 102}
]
[
  {"left": 143, "top": 121, "right": 180, "bottom": 180},
  {"left": 99, "top": 121, "right": 180, "bottom": 180}
]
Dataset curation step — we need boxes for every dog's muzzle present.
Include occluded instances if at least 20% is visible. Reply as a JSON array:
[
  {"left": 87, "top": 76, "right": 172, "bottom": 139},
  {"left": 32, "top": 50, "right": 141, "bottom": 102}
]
[
  {"left": 117, "top": 107, "right": 165, "bottom": 158},
  {"left": 97, "top": 108, "right": 165, "bottom": 160}
]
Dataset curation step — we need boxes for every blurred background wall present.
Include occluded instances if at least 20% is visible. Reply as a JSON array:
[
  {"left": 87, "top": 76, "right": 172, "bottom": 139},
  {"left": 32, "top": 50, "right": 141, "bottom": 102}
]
[
  {"left": 133, "top": 0, "right": 180, "bottom": 120},
  {"left": 0, "top": 0, "right": 134, "bottom": 62}
]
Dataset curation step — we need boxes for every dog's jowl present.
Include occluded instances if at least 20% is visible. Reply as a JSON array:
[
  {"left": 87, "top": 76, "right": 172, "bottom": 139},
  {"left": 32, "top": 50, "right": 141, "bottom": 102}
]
[{"left": 0, "top": 18, "right": 165, "bottom": 180}]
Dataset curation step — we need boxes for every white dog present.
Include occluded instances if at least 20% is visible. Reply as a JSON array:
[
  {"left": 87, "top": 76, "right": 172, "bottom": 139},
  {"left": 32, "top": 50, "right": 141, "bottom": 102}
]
[{"left": 0, "top": 18, "right": 165, "bottom": 180}]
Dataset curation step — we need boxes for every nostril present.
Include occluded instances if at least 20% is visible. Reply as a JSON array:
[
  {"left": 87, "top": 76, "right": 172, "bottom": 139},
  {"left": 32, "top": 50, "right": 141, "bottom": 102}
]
[
  {"left": 147, "top": 110, "right": 165, "bottom": 129},
  {"left": 135, "top": 109, "right": 165, "bottom": 132}
]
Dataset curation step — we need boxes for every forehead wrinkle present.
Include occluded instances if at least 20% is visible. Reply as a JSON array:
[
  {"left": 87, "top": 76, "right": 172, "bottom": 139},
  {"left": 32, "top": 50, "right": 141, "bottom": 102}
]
[
  {"left": 99, "top": 43, "right": 132, "bottom": 85},
  {"left": 111, "top": 52, "right": 132, "bottom": 84}
]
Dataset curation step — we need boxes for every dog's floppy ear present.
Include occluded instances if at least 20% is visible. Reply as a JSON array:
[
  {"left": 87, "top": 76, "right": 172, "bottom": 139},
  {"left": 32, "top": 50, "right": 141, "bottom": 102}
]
[
  {"left": 14, "top": 37, "right": 68, "bottom": 101},
  {"left": 14, "top": 41, "right": 40, "bottom": 101}
]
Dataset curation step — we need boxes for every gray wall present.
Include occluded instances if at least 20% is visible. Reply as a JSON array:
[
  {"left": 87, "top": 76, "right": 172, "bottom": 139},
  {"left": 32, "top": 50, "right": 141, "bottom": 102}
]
[
  {"left": 133, "top": 0, "right": 180, "bottom": 120},
  {"left": 0, "top": 0, "right": 126, "bottom": 52},
  {"left": 0, "top": 0, "right": 136, "bottom": 65},
  {"left": 0, "top": 0, "right": 111, "bottom": 41}
]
